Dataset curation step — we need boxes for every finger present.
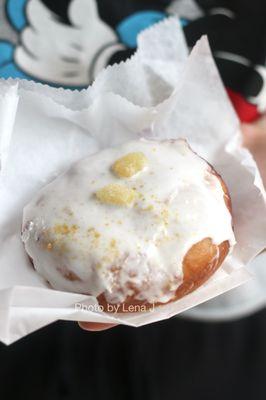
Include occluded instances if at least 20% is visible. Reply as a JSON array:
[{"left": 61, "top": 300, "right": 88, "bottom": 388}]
[
  {"left": 78, "top": 322, "right": 118, "bottom": 331},
  {"left": 241, "top": 121, "right": 266, "bottom": 187},
  {"left": 241, "top": 123, "right": 260, "bottom": 149},
  {"left": 242, "top": 116, "right": 266, "bottom": 146}
]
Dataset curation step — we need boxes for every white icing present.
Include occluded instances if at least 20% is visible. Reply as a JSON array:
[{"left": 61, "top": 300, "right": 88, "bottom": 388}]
[{"left": 22, "top": 139, "right": 235, "bottom": 303}]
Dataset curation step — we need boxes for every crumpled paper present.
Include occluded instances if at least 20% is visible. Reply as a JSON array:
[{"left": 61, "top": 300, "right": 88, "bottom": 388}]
[{"left": 0, "top": 18, "right": 265, "bottom": 345}]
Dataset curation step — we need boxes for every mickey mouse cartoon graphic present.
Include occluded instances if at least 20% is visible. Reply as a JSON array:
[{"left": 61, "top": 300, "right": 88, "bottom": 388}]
[
  {"left": 0, "top": 0, "right": 126, "bottom": 87},
  {"left": 0, "top": 0, "right": 265, "bottom": 120},
  {"left": 0, "top": 0, "right": 203, "bottom": 87}
]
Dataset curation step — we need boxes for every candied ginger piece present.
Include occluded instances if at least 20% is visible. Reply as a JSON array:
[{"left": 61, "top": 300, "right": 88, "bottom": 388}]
[
  {"left": 96, "top": 183, "right": 136, "bottom": 206},
  {"left": 112, "top": 152, "right": 148, "bottom": 178}
]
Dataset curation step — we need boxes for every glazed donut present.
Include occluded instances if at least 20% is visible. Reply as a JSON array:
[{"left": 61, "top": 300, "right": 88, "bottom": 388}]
[{"left": 22, "top": 139, "right": 235, "bottom": 312}]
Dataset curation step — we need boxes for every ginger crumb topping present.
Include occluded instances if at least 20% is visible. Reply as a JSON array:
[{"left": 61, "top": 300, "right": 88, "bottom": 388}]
[
  {"left": 96, "top": 183, "right": 136, "bottom": 206},
  {"left": 46, "top": 242, "right": 53, "bottom": 251},
  {"left": 111, "top": 152, "right": 148, "bottom": 178},
  {"left": 54, "top": 224, "right": 78, "bottom": 235},
  {"left": 110, "top": 239, "right": 117, "bottom": 248},
  {"left": 45, "top": 240, "right": 67, "bottom": 254},
  {"left": 142, "top": 205, "right": 154, "bottom": 212},
  {"left": 95, "top": 263, "right": 102, "bottom": 270},
  {"left": 88, "top": 228, "right": 101, "bottom": 239},
  {"left": 161, "top": 208, "right": 169, "bottom": 225}
]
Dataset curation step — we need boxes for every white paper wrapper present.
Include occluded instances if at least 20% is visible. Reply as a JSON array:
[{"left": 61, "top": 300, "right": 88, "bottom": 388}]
[{"left": 0, "top": 18, "right": 265, "bottom": 345}]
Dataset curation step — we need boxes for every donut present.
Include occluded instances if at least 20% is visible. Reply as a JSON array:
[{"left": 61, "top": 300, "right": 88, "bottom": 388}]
[{"left": 22, "top": 139, "right": 235, "bottom": 312}]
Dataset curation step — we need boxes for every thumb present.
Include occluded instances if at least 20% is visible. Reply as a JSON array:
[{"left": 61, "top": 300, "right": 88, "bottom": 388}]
[{"left": 78, "top": 322, "right": 118, "bottom": 331}]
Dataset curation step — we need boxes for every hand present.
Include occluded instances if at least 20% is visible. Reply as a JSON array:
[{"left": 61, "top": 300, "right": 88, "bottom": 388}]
[
  {"left": 241, "top": 115, "right": 266, "bottom": 187},
  {"left": 78, "top": 322, "right": 118, "bottom": 331},
  {"left": 15, "top": 0, "right": 119, "bottom": 86}
]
